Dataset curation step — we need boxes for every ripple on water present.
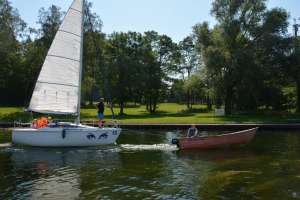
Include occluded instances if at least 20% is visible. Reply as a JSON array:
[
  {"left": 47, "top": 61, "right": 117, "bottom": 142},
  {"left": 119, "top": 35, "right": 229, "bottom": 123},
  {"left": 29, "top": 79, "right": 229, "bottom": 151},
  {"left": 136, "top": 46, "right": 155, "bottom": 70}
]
[
  {"left": 30, "top": 169, "right": 81, "bottom": 200},
  {"left": 2, "top": 130, "right": 300, "bottom": 199}
]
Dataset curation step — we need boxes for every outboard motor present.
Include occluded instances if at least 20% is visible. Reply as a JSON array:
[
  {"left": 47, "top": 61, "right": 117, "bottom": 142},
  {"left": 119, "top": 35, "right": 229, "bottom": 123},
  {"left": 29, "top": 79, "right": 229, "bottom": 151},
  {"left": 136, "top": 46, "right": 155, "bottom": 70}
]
[{"left": 171, "top": 138, "right": 179, "bottom": 146}]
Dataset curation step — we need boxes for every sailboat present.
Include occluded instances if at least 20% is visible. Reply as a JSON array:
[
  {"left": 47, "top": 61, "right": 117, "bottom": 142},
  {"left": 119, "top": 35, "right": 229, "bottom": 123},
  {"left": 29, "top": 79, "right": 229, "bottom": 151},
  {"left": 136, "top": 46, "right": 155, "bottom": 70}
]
[{"left": 12, "top": 0, "right": 121, "bottom": 147}]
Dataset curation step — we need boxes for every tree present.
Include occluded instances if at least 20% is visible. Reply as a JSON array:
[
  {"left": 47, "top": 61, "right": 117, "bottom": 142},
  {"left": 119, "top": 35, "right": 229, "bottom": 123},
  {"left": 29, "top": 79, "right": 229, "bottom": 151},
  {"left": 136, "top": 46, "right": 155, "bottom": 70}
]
[
  {"left": 288, "top": 36, "right": 300, "bottom": 112},
  {"left": 211, "top": 0, "right": 267, "bottom": 114},
  {"left": 141, "top": 31, "right": 168, "bottom": 114},
  {"left": 179, "top": 36, "right": 200, "bottom": 109},
  {"left": 193, "top": 0, "right": 290, "bottom": 114},
  {"left": 104, "top": 32, "right": 142, "bottom": 115},
  {"left": 251, "top": 8, "right": 290, "bottom": 111},
  {"left": 82, "top": 2, "right": 104, "bottom": 106},
  {"left": 0, "top": 0, "right": 27, "bottom": 105},
  {"left": 193, "top": 22, "right": 228, "bottom": 111},
  {"left": 168, "top": 79, "right": 185, "bottom": 103},
  {"left": 37, "top": 5, "right": 63, "bottom": 49},
  {"left": 183, "top": 71, "right": 206, "bottom": 108}
]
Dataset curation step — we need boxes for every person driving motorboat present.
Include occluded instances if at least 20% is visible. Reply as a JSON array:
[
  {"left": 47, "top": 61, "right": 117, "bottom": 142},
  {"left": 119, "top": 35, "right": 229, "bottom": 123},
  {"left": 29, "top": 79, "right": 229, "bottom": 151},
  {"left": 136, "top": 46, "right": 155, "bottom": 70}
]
[{"left": 187, "top": 125, "right": 198, "bottom": 138}]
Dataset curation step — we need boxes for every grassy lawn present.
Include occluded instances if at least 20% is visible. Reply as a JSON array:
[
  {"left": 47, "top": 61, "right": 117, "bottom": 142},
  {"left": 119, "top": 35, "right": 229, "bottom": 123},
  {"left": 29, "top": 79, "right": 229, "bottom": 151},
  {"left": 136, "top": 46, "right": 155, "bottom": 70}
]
[
  {"left": 0, "top": 129, "right": 11, "bottom": 143},
  {"left": 0, "top": 103, "right": 300, "bottom": 124}
]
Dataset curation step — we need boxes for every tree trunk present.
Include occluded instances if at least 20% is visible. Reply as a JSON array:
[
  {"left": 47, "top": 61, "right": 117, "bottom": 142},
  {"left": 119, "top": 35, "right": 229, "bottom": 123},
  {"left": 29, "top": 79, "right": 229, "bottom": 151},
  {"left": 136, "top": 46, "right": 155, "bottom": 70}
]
[
  {"left": 149, "top": 97, "right": 153, "bottom": 114},
  {"left": 186, "top": 89, "right": 191, "bottom": 109},
  {"left": 225, "top": 87, "right": 233, "bottom": 115},
  {"left": 152, "top": 99, "right": 157, "bottom": 113},
  {"left": 207, "top": 97, "right": 212, "bottom": 111},
  {"left": 147, "top": 95, "right": 158, "bottom": 114},
  {"left": 89, "top": 87, "right": 93, "bottom": 106},
  {"left": 119, "top": 102, "right": 124, "bottom": 115},
  {"left": 190, "top": 92, "right": 193, "bottom": 109},
  {"left": 297, "top": 80, "right": 300, "bottom": 113},
  {"left": 88, "top": 100, "right": 92, "bottom": 107}
]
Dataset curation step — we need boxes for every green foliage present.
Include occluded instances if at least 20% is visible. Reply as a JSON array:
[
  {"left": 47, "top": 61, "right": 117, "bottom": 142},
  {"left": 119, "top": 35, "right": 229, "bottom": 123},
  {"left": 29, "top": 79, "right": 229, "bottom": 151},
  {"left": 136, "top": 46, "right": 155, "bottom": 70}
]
[
  {"left": 179, "top": 36, "right": 201, "bottom": 109},
  {"left": 0, "top": 0, "right": 28, "bottom": 105},
  {"left": 168, "top": 79, "right": 185, "bottom": 103},
  {"left": 0, "top": 0, "right": 299, "bottom": 116},
  {"left": 193, "top": 0, "right": 292, "bottom": 114},
  {"left": 288, "top": 37, "right": 300, "bottom": 112},
  {"left": 183, "top": 71, "right": 206, "bottom": 108},
  {"left": 81, "top": 2, "right": 104, "bottom": 106},
  {"left": 102, "top": 31, "right": 178, "bottom": 114},
  {"left": 37, "top": 5, "right": 63, "bottom": 49}
]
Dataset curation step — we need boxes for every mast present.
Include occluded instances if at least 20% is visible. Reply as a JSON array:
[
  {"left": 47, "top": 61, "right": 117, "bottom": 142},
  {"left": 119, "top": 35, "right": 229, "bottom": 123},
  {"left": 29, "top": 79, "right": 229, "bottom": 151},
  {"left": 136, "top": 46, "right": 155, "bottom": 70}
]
[{"left": 76, "top": 0, "right": 85, "bottom": 125}]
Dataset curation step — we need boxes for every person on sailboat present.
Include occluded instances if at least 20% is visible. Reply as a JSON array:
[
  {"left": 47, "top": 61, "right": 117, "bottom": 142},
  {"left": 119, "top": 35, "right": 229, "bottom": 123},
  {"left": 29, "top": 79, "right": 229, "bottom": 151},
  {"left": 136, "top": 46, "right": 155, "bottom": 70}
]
[
  {"left": 31, "top": 119, "right": 38, "bottom": 129},
  {"left": 97, "top": 98, "right": 105, "bottom": 128},
  {"left": 47, "top": 117, "right": 53, "bottom": 124},
  {"left": 187, "top": 125, "right": 198, "bottom": 138}
]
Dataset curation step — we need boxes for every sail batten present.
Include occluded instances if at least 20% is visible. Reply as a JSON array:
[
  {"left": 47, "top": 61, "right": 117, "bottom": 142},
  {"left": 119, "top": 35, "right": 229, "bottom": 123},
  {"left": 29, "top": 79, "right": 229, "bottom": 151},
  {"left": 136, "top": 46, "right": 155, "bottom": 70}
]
[
  {"left": 28, "top": 0, "right": 84, "bottom": 115},
  {"left": 70, "top": 8, "right": 82, "bottom": 13},
  {"left": 58, "top": 29, "right": 82, "bottom": 38},
  {"left": 36, "top": 81, "right": 79, "bottom": 88},
  {"left": 47, "top": 54, "right": 81, "bottom": 63}
]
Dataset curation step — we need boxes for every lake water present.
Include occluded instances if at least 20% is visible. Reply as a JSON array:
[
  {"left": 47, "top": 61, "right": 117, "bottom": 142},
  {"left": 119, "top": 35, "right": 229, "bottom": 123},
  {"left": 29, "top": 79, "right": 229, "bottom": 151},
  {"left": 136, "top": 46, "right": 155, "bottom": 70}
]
[{"left": 1, "top": 129, "right": 300, "bottom": 199}]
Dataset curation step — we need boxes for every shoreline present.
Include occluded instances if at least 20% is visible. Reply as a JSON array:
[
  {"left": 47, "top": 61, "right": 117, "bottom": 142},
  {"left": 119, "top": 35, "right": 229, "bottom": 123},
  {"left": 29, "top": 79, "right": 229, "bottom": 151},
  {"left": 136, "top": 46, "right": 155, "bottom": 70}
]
[{"left": 1, "top": 122, "right": 300, "bottom": 131}]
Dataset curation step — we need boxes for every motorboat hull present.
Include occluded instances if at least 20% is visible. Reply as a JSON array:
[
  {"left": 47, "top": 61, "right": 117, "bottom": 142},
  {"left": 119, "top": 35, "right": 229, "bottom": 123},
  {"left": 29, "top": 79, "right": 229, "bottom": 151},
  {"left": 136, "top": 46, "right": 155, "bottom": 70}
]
[
  {"left": 12, "top": 124, "right": 121, "bottom": 147},
  {"left": 174, "top": 128, "right": 258, "bottom": 150}
]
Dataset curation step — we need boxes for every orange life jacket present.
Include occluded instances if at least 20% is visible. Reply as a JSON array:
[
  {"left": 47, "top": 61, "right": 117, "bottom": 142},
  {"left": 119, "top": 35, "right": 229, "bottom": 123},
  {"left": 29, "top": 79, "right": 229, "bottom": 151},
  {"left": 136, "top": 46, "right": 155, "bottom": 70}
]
[{"left": 37, "top": 117, "right": 48, "bottom": 128}]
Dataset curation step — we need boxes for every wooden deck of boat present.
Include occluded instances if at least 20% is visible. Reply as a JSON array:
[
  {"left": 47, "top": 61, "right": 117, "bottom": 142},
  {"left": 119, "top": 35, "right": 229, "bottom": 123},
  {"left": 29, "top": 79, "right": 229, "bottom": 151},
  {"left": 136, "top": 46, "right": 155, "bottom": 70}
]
[{"left": 2, "top": 122, "right": 300, "bottom": 130}]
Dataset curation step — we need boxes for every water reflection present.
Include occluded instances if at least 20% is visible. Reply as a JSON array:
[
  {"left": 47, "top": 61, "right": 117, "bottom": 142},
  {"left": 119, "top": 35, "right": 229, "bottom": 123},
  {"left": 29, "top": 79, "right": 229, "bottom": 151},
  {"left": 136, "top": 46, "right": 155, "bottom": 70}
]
[
  {"left": 3, "top": 146, "right": 121, "bottom": 200},
  {"left": 175, "top": 148, "right": 254, "bottom": 162},
  {"left": 11, "top": 146, "right": 121, "bottom": 167}
]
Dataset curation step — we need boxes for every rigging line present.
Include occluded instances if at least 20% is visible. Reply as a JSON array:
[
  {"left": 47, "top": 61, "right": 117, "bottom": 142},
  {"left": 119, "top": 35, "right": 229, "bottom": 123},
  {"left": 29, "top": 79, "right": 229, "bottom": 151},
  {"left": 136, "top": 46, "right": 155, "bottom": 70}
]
[{"left": 85, "top": 2, "right": 116, "bottom": 119}]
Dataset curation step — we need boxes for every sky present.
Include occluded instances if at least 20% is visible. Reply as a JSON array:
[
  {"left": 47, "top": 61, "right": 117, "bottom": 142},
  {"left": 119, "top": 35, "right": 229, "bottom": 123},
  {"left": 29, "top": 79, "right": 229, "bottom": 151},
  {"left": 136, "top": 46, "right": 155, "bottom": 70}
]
[{"left": 9, "top": 0, "right": 300, "bottom": 42}]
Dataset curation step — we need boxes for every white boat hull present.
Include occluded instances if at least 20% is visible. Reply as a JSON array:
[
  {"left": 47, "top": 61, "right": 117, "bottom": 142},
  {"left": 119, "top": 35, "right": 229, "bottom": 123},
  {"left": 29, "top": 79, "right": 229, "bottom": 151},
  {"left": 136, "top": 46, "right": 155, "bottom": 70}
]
[{"left": 12, "top": 124, "right": 121, "bottom": 147}]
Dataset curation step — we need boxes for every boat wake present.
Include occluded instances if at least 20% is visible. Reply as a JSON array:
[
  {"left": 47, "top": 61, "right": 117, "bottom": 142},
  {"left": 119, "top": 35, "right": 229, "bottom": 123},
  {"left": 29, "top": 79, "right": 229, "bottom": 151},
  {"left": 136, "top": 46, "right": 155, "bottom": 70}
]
[
  {"left": 121, "top": 144, "right": 178, "bottom": 151},
  {"left": 0, "top": 143, "right": 12, "bottom": 148}
]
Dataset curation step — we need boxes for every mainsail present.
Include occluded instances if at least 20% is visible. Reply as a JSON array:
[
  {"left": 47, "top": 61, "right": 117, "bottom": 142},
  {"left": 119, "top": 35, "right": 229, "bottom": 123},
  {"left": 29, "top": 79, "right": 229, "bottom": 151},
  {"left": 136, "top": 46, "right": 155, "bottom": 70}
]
[{"left": 28, "top": 0, "right": 84, "bottom": 115}]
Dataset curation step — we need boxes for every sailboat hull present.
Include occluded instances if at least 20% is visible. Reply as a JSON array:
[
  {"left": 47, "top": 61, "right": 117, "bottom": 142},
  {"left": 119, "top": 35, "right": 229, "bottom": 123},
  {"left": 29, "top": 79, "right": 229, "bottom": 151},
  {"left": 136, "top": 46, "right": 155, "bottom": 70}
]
[{"left": 12, "top": 125, "right": 121, "bottom": 147}]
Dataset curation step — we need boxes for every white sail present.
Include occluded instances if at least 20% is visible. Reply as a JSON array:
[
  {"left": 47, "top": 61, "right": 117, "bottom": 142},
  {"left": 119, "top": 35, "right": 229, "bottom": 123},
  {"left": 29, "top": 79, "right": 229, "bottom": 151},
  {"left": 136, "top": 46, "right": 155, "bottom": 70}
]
[{"left": 28, "top": 0, "right": 84, "bottom": 115}]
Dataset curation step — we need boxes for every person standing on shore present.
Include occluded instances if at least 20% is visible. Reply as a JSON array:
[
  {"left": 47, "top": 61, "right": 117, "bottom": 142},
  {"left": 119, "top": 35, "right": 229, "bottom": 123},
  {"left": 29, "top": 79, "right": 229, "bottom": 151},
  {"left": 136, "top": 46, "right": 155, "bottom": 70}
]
[{"left": 97, "top": 98, "right": 105, "bottom": 128}]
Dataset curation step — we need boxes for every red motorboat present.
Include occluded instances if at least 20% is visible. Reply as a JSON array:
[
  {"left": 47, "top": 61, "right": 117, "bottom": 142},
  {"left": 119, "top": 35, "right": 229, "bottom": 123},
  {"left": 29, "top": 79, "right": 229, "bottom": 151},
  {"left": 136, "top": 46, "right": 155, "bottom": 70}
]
[{"left": 172, "top": 128, "right": 258, "bottom": 150}]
